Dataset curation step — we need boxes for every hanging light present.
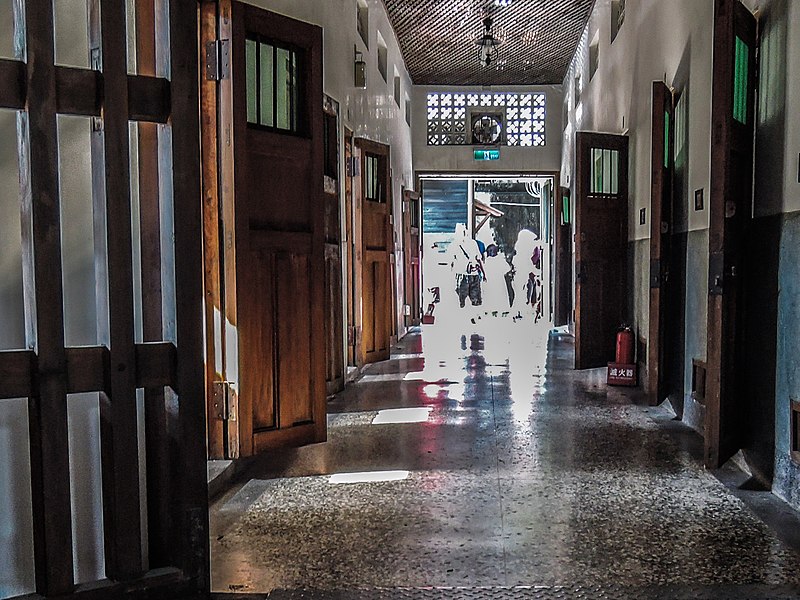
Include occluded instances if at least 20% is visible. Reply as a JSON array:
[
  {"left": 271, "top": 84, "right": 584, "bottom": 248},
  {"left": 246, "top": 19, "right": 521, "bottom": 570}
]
[
  {"left": 494, "top": 0, "right": 513, "bottom": 6},
  {"left": 474, "top": 17, "right": 502, "bottom": 67}
]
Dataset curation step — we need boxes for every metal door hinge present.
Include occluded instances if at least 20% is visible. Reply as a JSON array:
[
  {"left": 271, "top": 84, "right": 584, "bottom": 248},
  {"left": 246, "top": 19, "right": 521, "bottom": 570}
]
[
  {"left": 212, "top": 380, "right": 237, "bottom": 421},
  {"left": 205, "top": 39, "right": 230, "bottom": 81}
]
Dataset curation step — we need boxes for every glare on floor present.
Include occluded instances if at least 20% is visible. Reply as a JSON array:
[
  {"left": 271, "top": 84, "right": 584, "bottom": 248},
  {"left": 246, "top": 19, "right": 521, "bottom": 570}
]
[
  {"left": 328, "top": 470, "right": 410, "bottom": 484},
  {"left": 372, "top": 407, "right": 433, "bottom": 424}
]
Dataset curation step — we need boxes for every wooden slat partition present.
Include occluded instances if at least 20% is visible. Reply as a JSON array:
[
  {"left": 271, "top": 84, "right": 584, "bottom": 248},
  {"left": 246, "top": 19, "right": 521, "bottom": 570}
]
[
  {"left": 0, "top": 0, "right": 209, "bottom": 596},
  {"left": 88, "top": 0, "right": 143, "bottom": 580},
  {"left": 17, "top": 0, "right": 75, "bottom": 594}
]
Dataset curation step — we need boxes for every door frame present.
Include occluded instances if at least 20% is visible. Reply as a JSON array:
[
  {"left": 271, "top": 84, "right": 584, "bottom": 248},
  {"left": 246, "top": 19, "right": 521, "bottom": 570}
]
[{"left": 403, "top": 189, "right": 422, "bottom": 327}]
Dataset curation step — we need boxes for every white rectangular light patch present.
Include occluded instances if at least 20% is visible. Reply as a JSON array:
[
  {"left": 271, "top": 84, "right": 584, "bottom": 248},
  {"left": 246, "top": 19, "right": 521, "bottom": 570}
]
[
  {"left": 371, "top": 407, "right": 433, "bottom": 424},
  {"left": 328, "top": 470, "right": 410, "bottom": 484}
]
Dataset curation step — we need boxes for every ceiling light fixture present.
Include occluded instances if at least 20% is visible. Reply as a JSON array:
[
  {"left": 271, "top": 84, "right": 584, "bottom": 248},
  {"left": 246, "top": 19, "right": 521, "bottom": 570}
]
[
  {"left": 494, "top": 0, "right": 513, "bottom": 6},
  {"left": 474, "top": 17, "right": 502, "bottom": 67}
]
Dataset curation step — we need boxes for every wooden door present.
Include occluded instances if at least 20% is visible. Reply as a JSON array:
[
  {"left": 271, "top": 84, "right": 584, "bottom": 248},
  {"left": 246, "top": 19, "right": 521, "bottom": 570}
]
[
  {"left": 222, "top": 3, "right": 326, "bottom": 455},
  {"left": 555, "top": 186, "right": 573, "bottom": 326},
  {"left": 574, "top": 133, "right": 629, "bottom": 369},
  {"left": 705, "top": 0, "right": 758, "bottom": 468},
  {"left": 344, "top": 129, "right": 357, "bottom": 366},
  {"left": 647, "top": 81, "right": 675, "bottom": 404},
  {"left": 355, "top": 138, "right": 392, "bottom": 364},
  {"left": 403, "top": 190, "right": 422, "bottom": 327},
  {"left": 323, "top": 97, "right": 344, "bottom": 395}
]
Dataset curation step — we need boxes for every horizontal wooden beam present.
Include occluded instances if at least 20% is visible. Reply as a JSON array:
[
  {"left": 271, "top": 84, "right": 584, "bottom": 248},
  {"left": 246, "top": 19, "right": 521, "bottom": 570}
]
[
  {"left": 0, "top": 350, "right": 35, "bottom": 399},
  {"left": 0, "top": 62, "right": 171, "bottom": 122},
  {"left": 0, "top": 58, "right": 26, "bottom": 109},
  {"left": 128, "top": 75, "right": 171, "bottom": 123},
  {"left": 135, "top": 341, "right": 178, "bottom": 389},
  {"left": 0, "top": 343, "right": 178, "bottom": 400},
  {"left": 66, "top": 346, "right": 109, "bottom": 394},
  {"left": 56, "top": 66, "right": 101, "bottom": 116}
]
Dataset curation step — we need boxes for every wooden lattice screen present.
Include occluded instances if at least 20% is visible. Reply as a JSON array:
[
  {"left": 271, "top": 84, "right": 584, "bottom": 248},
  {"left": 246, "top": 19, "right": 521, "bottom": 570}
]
[{"left": 0, "top": 1, "right": 208, "bottom": 598}]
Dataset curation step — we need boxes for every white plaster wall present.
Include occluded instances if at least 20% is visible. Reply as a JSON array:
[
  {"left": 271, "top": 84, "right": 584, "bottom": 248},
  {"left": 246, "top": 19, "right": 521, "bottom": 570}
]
[
  {"left": 243, "top": 0, "right": 415, "bottom": 339},
  {"left": 412, "top": 85, "right": 564, "bottom": 175}
]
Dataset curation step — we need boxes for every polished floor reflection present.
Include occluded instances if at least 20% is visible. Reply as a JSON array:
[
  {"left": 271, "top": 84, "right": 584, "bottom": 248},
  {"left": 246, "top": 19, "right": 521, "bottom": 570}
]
[{"left": 210, "top": 320, "right": 800, "bottom": 598}]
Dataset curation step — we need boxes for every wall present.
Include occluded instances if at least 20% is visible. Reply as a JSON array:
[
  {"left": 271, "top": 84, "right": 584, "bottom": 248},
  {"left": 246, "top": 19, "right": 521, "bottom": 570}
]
[
  {"left": 243, "top": 0, "right": 415, "bottom": 341},
  {"left": 412, "top": 85, "right": 563, "bottom": 175},
  {"left": 562, "top": 0, "right": 715, "bottom": 386},
  {"left": 562, "top": 0, "right": 800, "bottom": 506}
]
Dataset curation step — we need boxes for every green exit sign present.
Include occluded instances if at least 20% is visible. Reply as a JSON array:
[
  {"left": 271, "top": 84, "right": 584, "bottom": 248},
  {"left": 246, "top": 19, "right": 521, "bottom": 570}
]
[{"left": 473, "top": 149, "right": 500, "bottom": 161}]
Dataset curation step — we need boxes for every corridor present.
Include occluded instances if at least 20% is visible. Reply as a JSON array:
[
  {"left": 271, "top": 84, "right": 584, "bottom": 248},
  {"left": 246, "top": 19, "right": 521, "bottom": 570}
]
[{"left": 210, "top": 322, "right": 800, "bottom": 599}]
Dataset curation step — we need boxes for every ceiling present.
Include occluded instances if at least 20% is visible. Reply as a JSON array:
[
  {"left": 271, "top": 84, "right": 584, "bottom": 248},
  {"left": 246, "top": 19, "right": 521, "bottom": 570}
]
[{"left": 381, "top": 0, "right": 595, "bottom": 86}]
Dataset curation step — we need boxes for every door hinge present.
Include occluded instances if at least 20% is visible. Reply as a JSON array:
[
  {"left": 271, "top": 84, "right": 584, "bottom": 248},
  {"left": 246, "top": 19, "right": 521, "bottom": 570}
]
[
  {"left": 205, "top": 39, "right": 230, "bottom": 81},
  {"left": 212, "top": 380, "right": 237, "bottom": 421}
]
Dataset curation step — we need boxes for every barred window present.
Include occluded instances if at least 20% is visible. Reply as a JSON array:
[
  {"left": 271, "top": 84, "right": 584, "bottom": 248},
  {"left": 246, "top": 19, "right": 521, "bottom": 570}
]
[{"left": 426, "top": 92, "right": 545, "bottom": 147}]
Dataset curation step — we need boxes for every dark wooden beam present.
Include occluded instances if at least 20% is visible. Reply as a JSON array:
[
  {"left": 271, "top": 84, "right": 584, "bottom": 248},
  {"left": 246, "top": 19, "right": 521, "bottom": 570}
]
[
  {"left": 169, "top": 0, "right": 210, "bottom": 588},
  {"left": 17, "top": 0, "right": 75, "bottom": 592},
  {"left": 56, "top": 66, "right": 101, "bottom": 116},
  {"left": 135, "top": 342, "right": 177, "bottom": 390},
  {"left": 0, "top": 58, "right": 25, "bottom": 109},
  {"left": 66, "top": 346, "right": 109, "bottom": 394},
  {"left": 0, "top": 350, "right": 35, "bottom": 399},
  {"left": 128, "top": 75, "right": 171, "bottom": 123},
  {"left": 89, "top": 0, "right": 144, "bottom": 580}
]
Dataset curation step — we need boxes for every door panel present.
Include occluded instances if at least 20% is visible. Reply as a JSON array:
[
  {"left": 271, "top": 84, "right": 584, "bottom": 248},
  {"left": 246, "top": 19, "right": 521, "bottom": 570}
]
[
  {"left": 356, "top": 138, "right": 392, "bottom": 364},
  {"left": 230, "top": 2, "right": 326, "bottom": 456},
  {"left": 403, "top": 190, "right": 421, "bottom": 327},
  {"left": 575, "top": 133, "right": 629, "bottom": 370},
  {"left": 706, "top": 0, "right": 758, "bottom": 468},
  {"left": 555, "top": 187, "right": 572, "bottom": 326},
  {"left": 344, "top": 130, "right": 357, "bottom": 366},
  {"left": 647, "top": 81, "right": 674, "bottom": 404}
]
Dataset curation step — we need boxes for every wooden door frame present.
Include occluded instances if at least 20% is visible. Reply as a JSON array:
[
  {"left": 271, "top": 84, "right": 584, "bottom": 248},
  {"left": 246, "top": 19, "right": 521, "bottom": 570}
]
[
  {"left": 705, "top": 0, "right": 758, "bottom": 468},
  {"left": 574, "top": 132, "right": 630, "bottom": 370},
  {"left": 647, "top": 81, "right": 674, "bottom": 405},
  {"left": 555, "top": 186, "right": 572, "bottom": 327},
  {"left": 344, "top": 128, "right": 357, "bottom": 367}
]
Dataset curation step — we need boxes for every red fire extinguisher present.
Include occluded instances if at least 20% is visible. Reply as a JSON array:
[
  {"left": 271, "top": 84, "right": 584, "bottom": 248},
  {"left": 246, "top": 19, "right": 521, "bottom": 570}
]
[{"left": 615, "top": 326, "right": 635, "bottom": 364}]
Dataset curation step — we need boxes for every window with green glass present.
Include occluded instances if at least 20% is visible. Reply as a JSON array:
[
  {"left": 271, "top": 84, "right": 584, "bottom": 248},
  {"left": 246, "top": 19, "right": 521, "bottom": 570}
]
[
  {"left": 245, "top": 35, "right": 302, "bottom": 133},
  {"left": 590, "top": 148, "right": 619, "bottom": 194},
  {"left": 664, "top": 111, "right": 670, "bottom": 169},
  {"left": 733, "top": 36, "right": 749, "bottom": 124},
  {"left": 365, "top": 154, "right": 382, "bottom": 202}
]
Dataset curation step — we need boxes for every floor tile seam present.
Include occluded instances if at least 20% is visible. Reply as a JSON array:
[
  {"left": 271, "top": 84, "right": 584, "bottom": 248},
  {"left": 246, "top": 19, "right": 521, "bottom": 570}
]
[{"left": 488, "top": 370, "right": 511, "bottom": 587}]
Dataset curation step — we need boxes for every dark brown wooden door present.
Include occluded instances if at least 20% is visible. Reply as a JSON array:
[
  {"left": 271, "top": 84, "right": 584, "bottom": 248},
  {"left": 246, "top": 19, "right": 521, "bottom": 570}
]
[
  {"left": 323, "top": 98, "right": 344, "bottom": 395},
  {"left": 555, "top": 186, "right": 573, "bottom": 327},
  {"left": 356, "top": 138, "right": 392, "bottom": 364},
  {"left": 403, "top": 190, "right": 422, "bottom": 327},
  {"left": 647, "top": 82, "right": 675, "bottom": 404},
  {"left": 574, "top": 133, "right": 629, "bottom": 369},
  {"left": 227, "top": 3, "right": 326, "bottom": 455},
  {"left": 344, "top": 129, "right": 357, "bottom": 366},
  {"left": 705, "top": 0, "right": 758, "bottom": 468}
]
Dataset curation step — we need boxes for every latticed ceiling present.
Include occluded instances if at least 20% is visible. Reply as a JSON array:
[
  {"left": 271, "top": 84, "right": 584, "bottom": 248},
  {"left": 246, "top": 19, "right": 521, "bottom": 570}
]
[{"left": 381, "top": 0, "right": 595, "bottom": 86}]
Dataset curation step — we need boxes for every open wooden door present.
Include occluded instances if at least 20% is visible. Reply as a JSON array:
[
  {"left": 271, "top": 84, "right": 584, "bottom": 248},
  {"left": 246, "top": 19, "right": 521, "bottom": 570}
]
[
  {"left": 355, "top": 138, "right": 392, "bottom": 364},
  {"left": 555, "top": 186, "right": 573, "bottom": 327},
  {"left": 647, "top": 81, "right": 675, "bottom": 404},
  {"left": 403, "top": 190, "right": 422, "bottom": 327},
  {"left": 705, "top": 0, "right": 758, "bottom": 468},
  {"left": 574, "top": 133, "right": 629, "bottom": 369},
  {"left": 323, "top": 96, "right": 344, "bottom": 395},
  {"left": 203, "top": 2, "right": 326, "bottom": 457},
  {"left": 344, "top": 129, "right": 357, "bottom": 367}
]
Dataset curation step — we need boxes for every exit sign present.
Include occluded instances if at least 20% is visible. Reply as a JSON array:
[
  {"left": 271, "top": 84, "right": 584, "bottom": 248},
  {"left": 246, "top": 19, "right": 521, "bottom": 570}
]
[{"left": 474, "top": 149, "right": 500, "bottom": 161}]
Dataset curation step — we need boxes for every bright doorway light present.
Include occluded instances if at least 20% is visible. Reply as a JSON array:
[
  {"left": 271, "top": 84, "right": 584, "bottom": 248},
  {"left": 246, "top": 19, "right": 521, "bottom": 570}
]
[
  {"left": 329, "top": 470, "right": 410, "bottom": 484},
  {"left": 372, "top": 407, "right": 433, "bottom": 424}
]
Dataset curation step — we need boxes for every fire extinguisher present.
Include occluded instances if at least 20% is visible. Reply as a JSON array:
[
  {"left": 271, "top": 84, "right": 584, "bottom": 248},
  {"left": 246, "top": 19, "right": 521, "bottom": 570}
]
[{"left": 615, "top": 326, "right": 635, "bottom": 364}]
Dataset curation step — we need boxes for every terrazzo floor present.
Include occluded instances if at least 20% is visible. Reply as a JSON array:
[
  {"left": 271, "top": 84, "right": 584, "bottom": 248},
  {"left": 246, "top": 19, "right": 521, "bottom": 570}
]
[{"left": 210, "top": 316, "right": 800, "bottom": 599}]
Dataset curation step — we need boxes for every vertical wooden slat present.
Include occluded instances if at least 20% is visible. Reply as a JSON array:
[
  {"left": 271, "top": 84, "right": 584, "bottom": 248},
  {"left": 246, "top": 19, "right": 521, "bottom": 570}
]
[
  {"left": 135, "top": 0, "right": 173, "bottom": 569},
  {"left": 169, "top": 0, "right": 211, "bottom": 587},
  {"left": 200, "top": 0, "right": 225, "bottom": 460},
  {"left": 16, "top": 0, "right": 75, "bottom": 593},
  {"left": 88, "top": 0, "right": 144, "bottom": 579}
]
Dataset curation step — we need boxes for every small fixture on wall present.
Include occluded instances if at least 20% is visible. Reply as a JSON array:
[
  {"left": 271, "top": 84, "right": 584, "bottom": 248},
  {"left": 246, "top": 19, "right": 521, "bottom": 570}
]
[
  {"left": 639, "top": 208, "right": 646, "bottom": 225},
  {"left": 354, "top": 46, "right": 366, "bottom": 89},
  {"left": 694, "top": 188, "right": 704, "bottom": 211}
]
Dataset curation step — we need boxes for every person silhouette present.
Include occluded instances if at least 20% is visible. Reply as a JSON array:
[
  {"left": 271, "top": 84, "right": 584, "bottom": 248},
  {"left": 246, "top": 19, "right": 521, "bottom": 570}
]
[{"left": 450, "top": 223, "right": 485, "bottom": 309}]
